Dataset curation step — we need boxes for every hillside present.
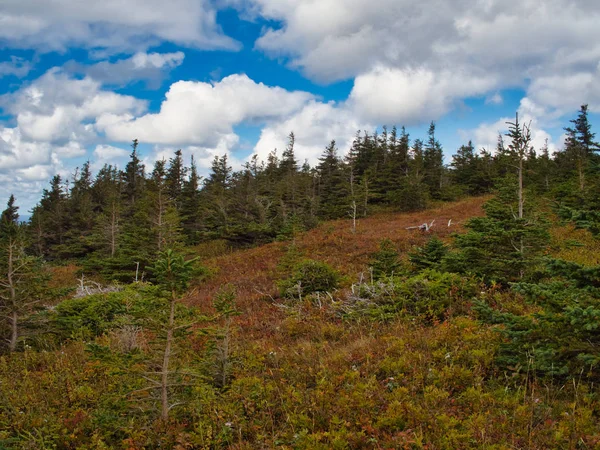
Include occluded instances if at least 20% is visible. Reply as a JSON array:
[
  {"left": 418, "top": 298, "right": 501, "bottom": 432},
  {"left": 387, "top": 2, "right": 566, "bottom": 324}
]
[
  {"left": 3, "top": 196, "right": 600, "bottom": 449},
  {"left": 191, "top": 197, "right": 487, "bottom": 337}
]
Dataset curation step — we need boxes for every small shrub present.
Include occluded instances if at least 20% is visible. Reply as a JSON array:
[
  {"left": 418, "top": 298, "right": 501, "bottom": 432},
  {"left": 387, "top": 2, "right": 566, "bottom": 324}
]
[
  {"left": 346, "top": 270, "right": 477, "bottom": 322},
  {"left": 278, "top": 259, "right": 339, "bottom": 299},
  {"left": 369, "top": 238, "right": 402, "bottom": 279},
  {"left": 409, "top": 236, "right": 448, "bottom": 272}
]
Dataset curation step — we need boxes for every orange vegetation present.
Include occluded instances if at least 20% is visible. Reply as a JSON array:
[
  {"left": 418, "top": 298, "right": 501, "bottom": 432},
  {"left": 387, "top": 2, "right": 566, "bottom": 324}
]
[{"left": 187, "top": 197, "right": 487, "bottom": 339}]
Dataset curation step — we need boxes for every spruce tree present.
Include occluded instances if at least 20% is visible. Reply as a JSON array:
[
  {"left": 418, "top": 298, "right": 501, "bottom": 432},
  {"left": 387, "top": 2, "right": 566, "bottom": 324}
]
[
  {"left": 166, "top": 149, "right": 187, "bottom": 209},
  {"left": 123, "top": 139, "right": 145, "bottom": 210},
  {"left": 0, "top": 196, "right": 47, "bottom": 352},
  {"left": 180, "top": 156, "right": 203, "bottom": 244},
  {"left": 423, "top": 122, "right": 444, "bottom": 199},
  {"left": 316, "top": 140, "right": 348, "bottom": 219}
]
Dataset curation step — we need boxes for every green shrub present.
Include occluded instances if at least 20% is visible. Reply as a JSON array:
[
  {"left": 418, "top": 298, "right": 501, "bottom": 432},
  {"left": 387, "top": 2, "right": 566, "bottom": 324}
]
[
  {"left": 409, "top": 236, "right": 448, "bottom": 272},
  {"left": 350, "top": 270, "right": 477, "bottom": 322},
  {"left": 369, "top": 238, "right": 402, "bottom": 279},
  {"left": 476, "top": 259, "right": 600, "bottom": 380},
  {"left": 50, "top": 284, "right": 163, "bottom": 341},
  {"left": 278, "top": 259, "right": 339, "bottom": 299}
]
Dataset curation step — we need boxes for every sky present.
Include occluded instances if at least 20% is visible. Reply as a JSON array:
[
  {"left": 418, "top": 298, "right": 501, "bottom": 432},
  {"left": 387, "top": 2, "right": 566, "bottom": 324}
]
[{"left": 2, "top": 0, "right": 600, "bottom": 211}]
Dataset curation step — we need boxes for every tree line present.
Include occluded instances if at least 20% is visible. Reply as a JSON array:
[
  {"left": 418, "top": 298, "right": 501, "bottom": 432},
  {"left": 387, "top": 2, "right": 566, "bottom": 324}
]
[{"left": 2, "top": 107, "right": 599, "bottom": 279}]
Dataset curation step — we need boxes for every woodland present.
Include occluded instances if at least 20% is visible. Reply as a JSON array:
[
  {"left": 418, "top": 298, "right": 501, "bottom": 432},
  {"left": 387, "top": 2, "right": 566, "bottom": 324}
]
[{"left": 0, "top": 105, "right": 600, "bottom": 448}]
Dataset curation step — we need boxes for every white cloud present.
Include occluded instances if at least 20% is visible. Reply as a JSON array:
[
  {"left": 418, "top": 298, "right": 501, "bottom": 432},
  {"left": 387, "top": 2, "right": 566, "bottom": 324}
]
[
  {"left": 2, "top": 68, "right": 146, "bottom": 144},
  {"left": 525, "top": 67, "right": 600, "bottom": 119},
  {"left": 0, "top": 68, "right": 152, "bottom": 211},
  {"left": 0, "top": 127, "right": 52, "bottom": 170},
  {"left": 101, "top": 74, "right": 315, "bottom": 147},
  {"left": 253, "top": 100, "right": 370, "bottom": 165},
  {"left": 249, "top": 0, "right": 461, "bottom": 83},
  {"left": 0, "top": 0, "right": 239, "bottom": 53},
  {"left": 485, "top": 93, "right": 503, "bottom": 106},
  {"left": 464, "top": 100, "right": 559, "bottom": 156},
  {"left": 65, "top": 52, "right": 185, "bottom": 87},
  {"left": 90, "top": 144, "right": 130, "bottom": 171},
  {"left": 348, "top": 66, "right": 496, "bottom": 124},
  {"left": 238, "top": 0, "right": 600, "bottom": 125},
  {"left": 0, "top": 56, "right": 32, "bottom": 78}
]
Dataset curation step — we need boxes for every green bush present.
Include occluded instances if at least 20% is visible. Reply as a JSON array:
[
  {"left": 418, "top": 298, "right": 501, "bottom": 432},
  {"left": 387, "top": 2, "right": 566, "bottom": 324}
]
[
  {"left": 351, "top": 270, "right": 477, "bottom": 322},
  {"left": 409, "top": 236, "right": 448, "bottom": 272},
  {"left": 50, "top": 284, "right": 163, "bottom": 341},
  {"left": 369, "top": 238, "right": 402, "bottom": 280},
  {"left": 476, "top": 259, "right": 600, "bottom": 380},
  {"left": 278, "top": 259, "right": 340, "bottom": 299}
]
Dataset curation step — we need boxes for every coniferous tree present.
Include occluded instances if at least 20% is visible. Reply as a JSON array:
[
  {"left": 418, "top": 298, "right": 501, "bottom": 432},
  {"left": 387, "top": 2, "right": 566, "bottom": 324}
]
[
  {"left": 64, "top": 162, "right": 95, "bottom": 257},
  {"left": 166, "top": 149, "right": 187, "bottom": 209},
  {"left": 180, "top": 156, "right": 203, "bottom": 244},
  {"left": 0, "top": 196, "right": 47, "bottom": 352},
  {"left": 445, "top": 178, "right": 549, "bottom": 283},
  {"left": 123, "top": 139, "right": 145, "bottom": 211},
  {"left": 30, "top": 175, "right": 67, "bottom": 257},
  {"left": 316, "top": 140, "right": 348, "bottom": 219},
  {"left": 423, "top": 122, "right": 444, "bottom": 199},
  {"left": 202, "top": 154, "right": 233, "bottom": 237},
  {"left": 559, "top": 104, "right": 600, "bottom": 192}
]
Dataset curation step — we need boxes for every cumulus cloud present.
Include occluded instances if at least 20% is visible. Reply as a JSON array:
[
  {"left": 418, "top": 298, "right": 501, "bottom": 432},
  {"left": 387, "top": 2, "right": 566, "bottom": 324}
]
[
  {"left": 253, "top": 100, "right": 370, "bottom": 165},
  {"left": 249, "top": 0, "right": 461, "bottom": 83},
  {"left": 0, "top": 0, "right": 239, "bottom": 53},
  {"left": 0, "top": 56, "right": 33, "bottom": 78},
  {"left": 90, "top": 144, "right": 130, "bottom": 171},
  {"left": 238, "top": 0, "right": 600, "bottom": 124},
  {"left": 525, "top": 66, "right": 600, "bottom": 119},
  {"left": 348, "top": 67, "right": 496, "bottom": 124},
  {"left": 65, "top": 52, "right": 185, "bottom": 87},
  {"left": 463, "top": 99, "right": 559, "bottom": 156},
  {"left": 101, "top": 74, "right": 315, "bottom": 147},
  {"left": 0, "top": 68, "right": 151, "bottom": 210},
  {"left": 485, "top": 93, "right": 503, "bottom": 106},
  {"left": 2, "top": 68, "right": 146, "bottom": 144}
]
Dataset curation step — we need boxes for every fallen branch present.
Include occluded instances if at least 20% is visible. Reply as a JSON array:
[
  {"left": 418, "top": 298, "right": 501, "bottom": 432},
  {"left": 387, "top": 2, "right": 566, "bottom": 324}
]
[{"left": 405, "top": 219, "right": 435, "bottom": 232}]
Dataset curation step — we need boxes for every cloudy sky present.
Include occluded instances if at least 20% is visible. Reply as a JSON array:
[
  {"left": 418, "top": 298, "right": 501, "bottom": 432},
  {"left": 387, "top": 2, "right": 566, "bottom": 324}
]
[{"left": 2, "top": 0, "right": 600, "bottom": 211}]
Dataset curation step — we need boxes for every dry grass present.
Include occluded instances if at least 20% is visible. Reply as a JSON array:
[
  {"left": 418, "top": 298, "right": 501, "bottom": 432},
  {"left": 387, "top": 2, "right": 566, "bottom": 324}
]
[
  {"left": 549, "top": 223, "right": 600, "bottom": 266},
  {"left": 186, "top": 197, "right": 488, "bottom": 340}
]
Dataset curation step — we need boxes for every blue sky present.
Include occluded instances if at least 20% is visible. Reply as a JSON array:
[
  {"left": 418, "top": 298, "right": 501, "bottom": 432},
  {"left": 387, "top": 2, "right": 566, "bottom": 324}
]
[{"left": 1, "top": 0, "right": 600, "bottom": 211}]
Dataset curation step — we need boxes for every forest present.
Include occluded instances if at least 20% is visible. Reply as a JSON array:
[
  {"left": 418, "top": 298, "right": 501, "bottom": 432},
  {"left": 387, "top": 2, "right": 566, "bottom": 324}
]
[{"left": 1, "top": 105, "right": 600, "bottom": 448}]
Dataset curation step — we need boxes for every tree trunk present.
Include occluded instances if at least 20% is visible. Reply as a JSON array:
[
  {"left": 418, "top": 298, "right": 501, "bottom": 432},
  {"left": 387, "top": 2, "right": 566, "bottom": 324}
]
[
  {"left": 7, "top": 240, "right": 17, "bottom": 352},
  {"left": 578, "top": 157, "right": 585, "bottom": 192},
  {"left": 156, "top": 189, "right": 164, "bottom": 252},
  {"left": 351, "top": 200, "right": 357, "bottom": 234},
  {"left": 363, "top": 178, "right": 369, "bottom": 218},
  {"left": 518, "top": 158, "right": 524, "bottom": 220},
  {"left": 161, "top": 293, "right": 176, "bottom": 421},
  {"left": 109, "top": 200, "right": 118, "bottom": 258},
  {"left": 9, "top": 311, "right": 18, "bottom": 352}
]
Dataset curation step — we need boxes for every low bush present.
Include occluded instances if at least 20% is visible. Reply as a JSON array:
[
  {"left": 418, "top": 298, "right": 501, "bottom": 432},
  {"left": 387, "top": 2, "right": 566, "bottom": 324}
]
[
  {"left": 278, "top": 259, "right": 340, "bottom": 299},
  {"left": 347, "top": 269, "right": 478, "bottom": 322}
]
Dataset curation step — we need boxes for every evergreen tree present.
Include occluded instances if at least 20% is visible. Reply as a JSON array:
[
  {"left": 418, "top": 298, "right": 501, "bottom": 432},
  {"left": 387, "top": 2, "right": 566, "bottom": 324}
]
[
  {"left": 423, "top": 122, "right": 444, "bottom": 199},
  {"left": 202, "top": 154, "right": 233, "bottom": 236},
  {"left": 1, "top": 195, "right": 18, "bottom": 225},
  {"left": 64, "top": 162, "right": 95, "bottom": 257},
  {"left": 0, "top": 196, "right": 47, "bottom": 352},
  {"left": 180, "top": 156, "right": 203, "bottom": 244},
  {"left": 149, "top": 159, "right": 182, "bottom": 252},
  {"left": 316, "top": 140, "right": 348, "bottom": 219},
  {"left": 123, "top": 139, "right": 145, "bottom": 210},
  {"left": 409, "top": 237, "right": 449, "bottom": 272},
  {"left": 445, "top": 179, "right": 549, "bottom": 283},
  {"left": 561, "top": 104, "right": 600, "bottom": 191},
  {"left": 30, "top": 175, "right": 67, "bottom": 257},
  {"left": 166, "top": 149, "right": 187, "bottom": 209},
  {"left": 369, "top": 238, "right": 402, "bottom": 279}
]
